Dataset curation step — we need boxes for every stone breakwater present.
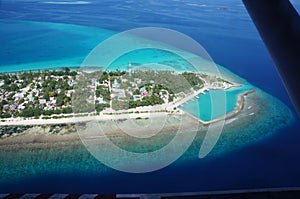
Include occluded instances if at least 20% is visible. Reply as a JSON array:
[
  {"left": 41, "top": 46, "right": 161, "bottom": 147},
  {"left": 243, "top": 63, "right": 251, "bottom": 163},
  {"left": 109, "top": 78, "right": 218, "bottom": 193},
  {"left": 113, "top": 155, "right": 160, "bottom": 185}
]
[{"left": 0, "top": 123, "right": 78, "bottom": 138}]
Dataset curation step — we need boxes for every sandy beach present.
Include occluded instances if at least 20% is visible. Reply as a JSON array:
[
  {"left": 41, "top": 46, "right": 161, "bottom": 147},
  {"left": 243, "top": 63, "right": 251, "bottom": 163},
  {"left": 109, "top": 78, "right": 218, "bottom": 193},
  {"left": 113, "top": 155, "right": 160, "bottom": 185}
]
[
  {"left": 0, "top": 111, "right": 171, "bottom": 126},
  {"left": 0, "top": 114, "right": 200, "bottom": 149}
]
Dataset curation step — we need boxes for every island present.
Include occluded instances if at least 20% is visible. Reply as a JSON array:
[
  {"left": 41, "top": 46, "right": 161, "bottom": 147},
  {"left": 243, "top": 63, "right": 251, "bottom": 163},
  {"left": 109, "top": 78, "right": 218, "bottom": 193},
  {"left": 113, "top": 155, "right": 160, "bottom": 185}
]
[
  {"left": 0, "top": 67, "right": 245, "bottom": 129},
  {"left": 0, "top": 66, "right": 294, "bottom": 183}
]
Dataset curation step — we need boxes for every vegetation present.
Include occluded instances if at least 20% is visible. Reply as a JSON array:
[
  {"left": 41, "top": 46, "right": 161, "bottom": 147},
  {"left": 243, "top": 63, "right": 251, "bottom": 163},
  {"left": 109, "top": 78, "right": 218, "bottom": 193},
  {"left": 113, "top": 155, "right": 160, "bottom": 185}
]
[
  {"left": 128, "top": 95, "right": 164, "bottom": 109},
  {"left": 123, "top": 70, "right": 205, "bottom": 94},
  {"left": 96, "top": 85, "right": 111, "bottom": 101},
  {"left": 95, "top": 104, "right": 110, "bottom": 112},
  {"left": 0, "top": 68, "right": 76, "bottom": 118},
  {"left": 0, "top": 68, "right": 232, "bottom": 119},
  {"left": 182, "top": 72, "right": 205, "bottom": 88}
]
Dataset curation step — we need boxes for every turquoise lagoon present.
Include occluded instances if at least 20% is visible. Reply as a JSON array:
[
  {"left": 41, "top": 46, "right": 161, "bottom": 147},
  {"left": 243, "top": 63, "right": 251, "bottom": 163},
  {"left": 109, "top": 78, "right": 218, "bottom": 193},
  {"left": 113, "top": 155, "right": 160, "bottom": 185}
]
[
  {"left": 0, "top": 19, "right": 114, "bottom": 72},
  {"left": 0, "top": 19, "right": 295, "bottom": 192},
  {"left": 0, "top": 20, "right": 216, "bottom": 73},
  {"left": 181, "top": 85, "right": 254, "bottom": 122}
]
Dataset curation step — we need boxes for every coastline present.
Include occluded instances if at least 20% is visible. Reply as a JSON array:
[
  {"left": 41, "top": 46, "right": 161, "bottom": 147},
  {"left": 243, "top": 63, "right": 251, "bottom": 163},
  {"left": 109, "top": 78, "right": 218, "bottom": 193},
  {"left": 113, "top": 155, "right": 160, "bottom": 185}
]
[
  {"left": 0, "top": 111, "right": 171, "bottom": 126},
  {"left": 0, "top": 88, "right": 255, "bottom": 141},
  {"left": 0, "top": 65, "right": 257, "bottom": 144},
  {"left": 0, "top": 66, "right": 81, "bottom": 74},
  {"left": 0, "top": 114, "right": 197, "bottom": 148},
  {"left": 0, "top": 86, "right": 292, "bottom": 153}
]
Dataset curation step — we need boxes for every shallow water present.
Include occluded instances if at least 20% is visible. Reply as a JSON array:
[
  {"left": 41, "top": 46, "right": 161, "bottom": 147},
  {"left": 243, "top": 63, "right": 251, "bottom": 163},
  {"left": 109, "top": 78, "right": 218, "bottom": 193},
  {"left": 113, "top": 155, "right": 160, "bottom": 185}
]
[
  {"left": 0, "top": 19, "right": 114, "bottom": 72},
  {"left": 0, "top": 0, "right": 299, "bottom": 193},
  {"left": 181, "top": 85, "right": 253, "bottom": 121}
]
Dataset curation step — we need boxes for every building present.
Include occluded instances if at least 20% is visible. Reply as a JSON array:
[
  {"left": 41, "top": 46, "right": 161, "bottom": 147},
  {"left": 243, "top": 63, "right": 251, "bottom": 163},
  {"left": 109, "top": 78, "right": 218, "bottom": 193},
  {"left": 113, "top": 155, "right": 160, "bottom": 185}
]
[
  {"left": 134, "top": 78, "right": 142, "bottom": 84},
  {"left": 96, "top": 97, "right": 107, "bottom": 104},
  {"left": 133, "top": 95, "right": 142, "bottom": 101},
  {"left": 39, "top": 99, "right": 46, "bottom": 104},
  {"left": 128, "top": 62, "right": 132, "bottom": 75},
  {"left": 140, "top": 87, "right": 148, "bottom": 97},
  {"left": 112, "top": 79, "right": 120, "bottom": 88}
]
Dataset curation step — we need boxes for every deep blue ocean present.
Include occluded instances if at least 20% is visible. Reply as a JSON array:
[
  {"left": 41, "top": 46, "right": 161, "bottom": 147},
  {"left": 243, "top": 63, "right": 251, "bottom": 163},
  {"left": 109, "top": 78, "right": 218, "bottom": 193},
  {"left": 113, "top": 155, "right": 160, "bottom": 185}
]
[{"left": 0, "top": 0, "right": 300, "bottom": 194}]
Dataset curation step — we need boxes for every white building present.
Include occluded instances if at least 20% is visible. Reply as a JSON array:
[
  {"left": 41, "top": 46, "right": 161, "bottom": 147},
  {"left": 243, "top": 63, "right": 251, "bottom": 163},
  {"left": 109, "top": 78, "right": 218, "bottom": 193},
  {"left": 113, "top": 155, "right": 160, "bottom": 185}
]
[{"left": 39, "top": 99, "right": 47, "bottom": 104}]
